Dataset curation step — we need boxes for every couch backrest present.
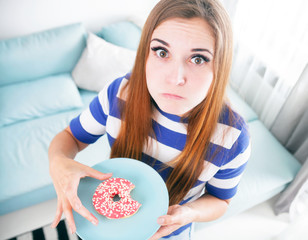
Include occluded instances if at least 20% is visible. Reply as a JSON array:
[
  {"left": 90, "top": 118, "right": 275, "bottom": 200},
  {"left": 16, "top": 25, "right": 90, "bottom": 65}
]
[{"left": 0, "top": 23, "right": 86, "bottom": 87}]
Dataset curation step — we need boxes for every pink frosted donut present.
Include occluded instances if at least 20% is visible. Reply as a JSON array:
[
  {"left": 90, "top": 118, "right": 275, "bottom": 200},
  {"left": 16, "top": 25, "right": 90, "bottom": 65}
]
[{"left": 92, "top": 178, "right": 141, "bottom": 219}]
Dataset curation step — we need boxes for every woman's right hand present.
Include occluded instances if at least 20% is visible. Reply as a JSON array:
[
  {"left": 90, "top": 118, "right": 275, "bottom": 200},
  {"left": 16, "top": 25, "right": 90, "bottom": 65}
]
[{"left": 49, "top": 155, "right": 112, "bottom": 234}]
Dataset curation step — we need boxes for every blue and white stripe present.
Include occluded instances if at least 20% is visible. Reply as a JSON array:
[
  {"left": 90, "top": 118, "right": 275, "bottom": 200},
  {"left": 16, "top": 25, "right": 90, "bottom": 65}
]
[{"left": 70, "top": 74, "right": 251, "bottom": 239}]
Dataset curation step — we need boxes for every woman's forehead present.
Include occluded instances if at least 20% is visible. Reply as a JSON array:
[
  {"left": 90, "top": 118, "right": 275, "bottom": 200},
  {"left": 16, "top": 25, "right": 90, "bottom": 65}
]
[{"left": 151, "top": 18, "right": 215, "bottom": 52}]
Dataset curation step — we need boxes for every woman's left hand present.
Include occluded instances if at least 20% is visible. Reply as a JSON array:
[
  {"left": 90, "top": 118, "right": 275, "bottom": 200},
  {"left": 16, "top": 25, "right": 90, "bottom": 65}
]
[{"left": 149, "top": 204, "right": 195, "bottom": 240}]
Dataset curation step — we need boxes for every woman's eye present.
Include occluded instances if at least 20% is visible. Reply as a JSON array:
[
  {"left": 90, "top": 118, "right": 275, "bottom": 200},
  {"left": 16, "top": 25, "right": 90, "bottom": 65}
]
[
  {"left": 151, "top": 47, "right": 168, "bottom": 58},
  {"left": 156, "top": 49, "right": 168, "bottom": 58},
  {"left": 191, "top": 55, "right": 210, "bottom": 65}
]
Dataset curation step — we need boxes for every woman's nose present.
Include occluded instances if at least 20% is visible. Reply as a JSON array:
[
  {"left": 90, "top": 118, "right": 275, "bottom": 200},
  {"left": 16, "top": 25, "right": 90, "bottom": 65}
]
[
  {"left": 176, "top": 65, "right": 185, "bottom": 86},
  {"left": 167, "top": 63, "right": 186, "bottom": 86}
]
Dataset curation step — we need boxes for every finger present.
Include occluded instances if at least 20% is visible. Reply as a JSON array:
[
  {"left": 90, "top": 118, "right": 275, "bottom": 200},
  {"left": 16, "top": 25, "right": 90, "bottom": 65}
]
[
  {"left": 148, "top": 232, "right": 160, "bottom": 240},
  {"left": 51, "top": 199, "right": 63, "bottom": 228},
  {"left": 156, "top": 205, "right": 177, "bottom": 226},
  {"left": 148, "top": 227, "right": 164, "bottom": 240},
  {"left": 64, "top": 180, "right": 83, "bottom": 211},
  {"left": 85, "top": 167, "right": 112, "bottom": 180},
  {"left": 157, "top": 215, "right": 177, "bottom": 226},
  {"left": 75, "top": 205, "right": 99, "bottom": 225},
  {"left": 167, "top": 204, "right": 180, "bottom": 214},
  {"left": 149, "top": 225, "right": 178, "bottom": 240},
  {"left": 66, "top": 189, "right": 98, "bottom": 226},
  {"left": 63, "top": 200, "right": 76, "bottom": 234}
]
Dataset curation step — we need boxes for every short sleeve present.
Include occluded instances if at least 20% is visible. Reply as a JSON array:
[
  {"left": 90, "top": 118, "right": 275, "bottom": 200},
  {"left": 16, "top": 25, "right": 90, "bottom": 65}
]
[
  {"left": 206, "top": 123, "right": 251, "bottom": 200},
  {"left": 70, "top": 84, "right": 110, "bottom": 144}
]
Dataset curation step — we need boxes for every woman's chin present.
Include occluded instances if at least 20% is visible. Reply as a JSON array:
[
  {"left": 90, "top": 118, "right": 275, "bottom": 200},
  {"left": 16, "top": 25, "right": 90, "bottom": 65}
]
[{"left": 159, "top": 105, "right": 188, "bottom": 117}]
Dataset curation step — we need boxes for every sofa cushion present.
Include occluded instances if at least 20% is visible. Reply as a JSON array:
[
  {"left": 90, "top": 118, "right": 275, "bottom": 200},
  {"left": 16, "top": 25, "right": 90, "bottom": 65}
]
[
  {"left": 0, "top": 90, "right": 110, "bottom": 215},
  {"left": 227, "top": 86, "right": 258, "bottom": 122},
  {"left": 0, "top": 74, "right": 83, "bottom": 127},
  {"left": 195, "top": 120, "right": 301, "bottom": 229},
  {"left": 72, "top": 33, "right": 136, "bottom": 92},
  {"left": 96, "top": 21, "right": 141, "bottom": 50},
  {"left": 227, "top": 120, "right": 301, "bottom": 213},
  {"left": 0, "top": 23, "right": 86, "bottom": 86}
]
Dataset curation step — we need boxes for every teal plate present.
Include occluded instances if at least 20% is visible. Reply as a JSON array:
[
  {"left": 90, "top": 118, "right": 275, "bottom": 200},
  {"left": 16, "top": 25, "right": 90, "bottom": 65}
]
[{"left": 73, "top": 158, "right": 169, "bottom": 240}]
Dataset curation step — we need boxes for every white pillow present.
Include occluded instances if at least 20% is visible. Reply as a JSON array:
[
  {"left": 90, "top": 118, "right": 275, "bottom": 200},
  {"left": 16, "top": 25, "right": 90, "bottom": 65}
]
[{"left": 72, "top": 32, "right": 136, "bottom": 92}]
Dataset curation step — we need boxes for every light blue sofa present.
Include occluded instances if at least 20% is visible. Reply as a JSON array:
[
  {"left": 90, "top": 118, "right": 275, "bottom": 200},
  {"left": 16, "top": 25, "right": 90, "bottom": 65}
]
[
  {"left": 0, "top": 22, "right": 301, "bottom": 236},
  {"left": 0, "top": 23, "right": 111, "bottom": 216}
]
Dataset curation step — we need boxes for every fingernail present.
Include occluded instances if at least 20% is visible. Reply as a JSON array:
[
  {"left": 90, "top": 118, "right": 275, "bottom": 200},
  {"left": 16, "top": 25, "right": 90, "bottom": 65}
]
[
  {"left": 75, "top": 202, "right": 81, "bottom": 210},
  {"left": 70, "top": 228, "right": 74, "bottom": 235},
  {"left": 157, "top": 217, "right": 164, "bottom": 224},
  {"left": 91, "top": 219, "right": 98, "bottom": 225}
]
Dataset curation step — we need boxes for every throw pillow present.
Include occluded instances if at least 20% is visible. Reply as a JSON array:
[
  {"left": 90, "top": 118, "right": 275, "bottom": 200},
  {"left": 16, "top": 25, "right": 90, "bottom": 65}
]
[
  {"left": 96, "top": 21, "right": 141, "bottom": 50},
  {"left": 72, "top": 33, "right": 136, "bottom": 92},
  {"left": 0, "top": 23, "right": 86, "bottom": 86}
]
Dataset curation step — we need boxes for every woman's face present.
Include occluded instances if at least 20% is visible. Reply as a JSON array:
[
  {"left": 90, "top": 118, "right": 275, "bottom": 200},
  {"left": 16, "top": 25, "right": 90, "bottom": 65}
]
[{"left": 146, "top": 18, "right": 215, "bottom": 116}]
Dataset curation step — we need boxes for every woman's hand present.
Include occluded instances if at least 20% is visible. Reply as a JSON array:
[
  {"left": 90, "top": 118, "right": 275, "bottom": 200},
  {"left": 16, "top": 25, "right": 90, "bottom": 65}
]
[
  {"left": 149, "top": 194, "right": 231, "bottom": 239},
  {"left": 49, "top": 156, "right": 112, "bottom": 234},
  {"left": 149, "top": 204, "right": 195, "bottom": 240}
]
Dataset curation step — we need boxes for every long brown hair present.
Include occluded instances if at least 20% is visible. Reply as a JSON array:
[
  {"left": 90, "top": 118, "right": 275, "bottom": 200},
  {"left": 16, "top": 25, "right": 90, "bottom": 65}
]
[{"left": 111, "top": 0, "right": 233, "bottom": 206}]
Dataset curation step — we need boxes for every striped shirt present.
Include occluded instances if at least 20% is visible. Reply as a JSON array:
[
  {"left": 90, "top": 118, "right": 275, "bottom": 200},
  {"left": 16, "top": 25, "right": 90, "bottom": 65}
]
[{"left": 70, "top": 74, "right": 251, "bottom": 239}]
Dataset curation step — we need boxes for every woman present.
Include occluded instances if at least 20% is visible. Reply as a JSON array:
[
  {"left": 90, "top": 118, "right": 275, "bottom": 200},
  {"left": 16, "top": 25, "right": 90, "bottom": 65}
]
[{"left": 49, "top": 0, "right": 251, "bottom": 239}]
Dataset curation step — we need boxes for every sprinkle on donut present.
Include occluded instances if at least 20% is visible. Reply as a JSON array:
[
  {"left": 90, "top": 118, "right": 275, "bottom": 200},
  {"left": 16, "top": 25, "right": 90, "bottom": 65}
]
[{"left": 92, "top": 178, "right": 141, "bottom": 219}]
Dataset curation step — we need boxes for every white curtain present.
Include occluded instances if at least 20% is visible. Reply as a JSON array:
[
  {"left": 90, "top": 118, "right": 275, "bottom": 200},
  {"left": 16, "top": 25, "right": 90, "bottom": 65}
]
[
  {"left": 220, "top": 0, "right": 308, "bottom": 218},
  {"left": 227, "top": 0, "right": 308, "bottom": 129}
]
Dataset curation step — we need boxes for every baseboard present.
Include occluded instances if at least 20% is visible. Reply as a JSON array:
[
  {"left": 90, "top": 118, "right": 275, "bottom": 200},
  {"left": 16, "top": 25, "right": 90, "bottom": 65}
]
[{"left": 0, "top": 198, "right": 61, "bottom": 240}]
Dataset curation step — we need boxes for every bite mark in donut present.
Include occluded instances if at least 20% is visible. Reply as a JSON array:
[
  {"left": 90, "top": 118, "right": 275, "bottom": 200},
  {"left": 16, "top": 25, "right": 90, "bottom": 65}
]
[{"left": 92, "top": 178, "right": 141, "bottom": 219}]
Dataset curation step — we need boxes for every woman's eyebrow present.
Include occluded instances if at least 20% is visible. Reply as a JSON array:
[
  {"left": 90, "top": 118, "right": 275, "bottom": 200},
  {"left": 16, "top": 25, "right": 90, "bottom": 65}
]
[
  {"left": 151, "top": 38, "right": 170, "bottom": 47},
  {"left": 191, "top": 48, "right": 214, "bottom": 57},
  {"left": 151, "top": 38, "right": 213, "bottom": 56}
]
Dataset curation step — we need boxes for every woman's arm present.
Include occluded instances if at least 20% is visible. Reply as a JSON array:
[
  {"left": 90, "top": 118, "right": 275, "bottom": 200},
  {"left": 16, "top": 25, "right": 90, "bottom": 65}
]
[
  {"left": 185, "top": 193, "right": 230, "bottom": 222},
  {"left": 149, "top": 193, "right": 230, "bottom": 240},
  {"left": 49, "top": 127, "right": 88, "bottom": 159},
  {"left": 49, "top": 127, "right": 112, "bottom": 234}
]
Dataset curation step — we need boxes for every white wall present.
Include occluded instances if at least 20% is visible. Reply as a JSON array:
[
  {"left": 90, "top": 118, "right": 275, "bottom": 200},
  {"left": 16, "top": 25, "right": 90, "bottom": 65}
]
[{"left": 0, "top": 0, "right": 159, "bottom": 39}]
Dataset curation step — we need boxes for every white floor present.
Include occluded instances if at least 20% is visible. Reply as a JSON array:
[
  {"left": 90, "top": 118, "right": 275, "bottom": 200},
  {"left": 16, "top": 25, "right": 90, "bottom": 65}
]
[
  {"left": 194, "top": 196, "right": 308, "bottom": 240},
  {"left": 1, "top": 195, "right": 308, "bottom": 240}
]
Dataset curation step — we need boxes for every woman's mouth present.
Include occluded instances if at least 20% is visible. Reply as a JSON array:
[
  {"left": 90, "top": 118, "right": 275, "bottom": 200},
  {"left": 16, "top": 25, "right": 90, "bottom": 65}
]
[{"left": 162, "top": 93, "right": 184, "bottom": 100}]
